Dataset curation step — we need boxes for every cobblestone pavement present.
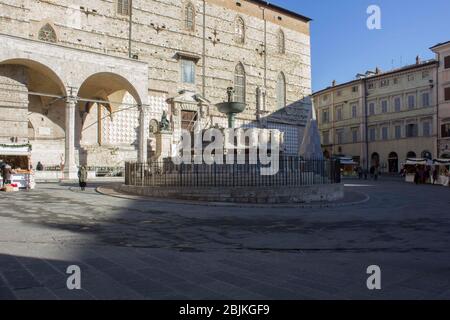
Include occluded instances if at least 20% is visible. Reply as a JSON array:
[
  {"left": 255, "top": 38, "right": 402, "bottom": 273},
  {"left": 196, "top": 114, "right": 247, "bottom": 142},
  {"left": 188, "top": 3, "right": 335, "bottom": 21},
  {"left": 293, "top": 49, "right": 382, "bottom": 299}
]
[{"left": 0, "top": 180, "right": 449, "bottom": 300}]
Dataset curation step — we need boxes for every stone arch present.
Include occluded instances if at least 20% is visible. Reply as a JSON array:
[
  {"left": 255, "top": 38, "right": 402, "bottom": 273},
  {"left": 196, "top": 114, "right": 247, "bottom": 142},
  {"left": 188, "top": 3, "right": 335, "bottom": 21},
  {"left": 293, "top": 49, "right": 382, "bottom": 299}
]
[
  {"left": 388, "top": 152, "right": 398, "bottom": 173},
  {"left": 77, "top": 72, "right": 144, "bottom": 152},
  {"left": 371, "top": 152, "right": 380, "bottom": 167},
  {"left": 407, "top": 151, "right": 416, "bottom": 159},
  {"left": 0, "top": 58, "right": 66, "bottom": 96}
]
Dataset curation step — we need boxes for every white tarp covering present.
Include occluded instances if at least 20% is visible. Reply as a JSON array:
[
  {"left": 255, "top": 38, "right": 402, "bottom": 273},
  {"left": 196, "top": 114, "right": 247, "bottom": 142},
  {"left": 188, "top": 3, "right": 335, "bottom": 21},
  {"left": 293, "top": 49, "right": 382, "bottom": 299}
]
[
  {"left": 0, "top": 146, "right": 30, "bottom": 156},
  {"left": 299, "top": 103, "right": 323, "bottom": 160}
]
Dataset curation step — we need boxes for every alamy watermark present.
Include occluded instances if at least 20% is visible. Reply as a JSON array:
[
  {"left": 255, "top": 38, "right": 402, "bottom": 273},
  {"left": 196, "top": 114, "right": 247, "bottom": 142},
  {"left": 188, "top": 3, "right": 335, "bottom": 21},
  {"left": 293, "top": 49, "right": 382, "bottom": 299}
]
[
  {"left": 172, "top": 128, "right": 282, "bottom": 175},
  {"left": 367, "top": 5, "right": 382, "bottom": 30},
  {"left": 366, "top": 265, "right": 381, "bottom": 290}
]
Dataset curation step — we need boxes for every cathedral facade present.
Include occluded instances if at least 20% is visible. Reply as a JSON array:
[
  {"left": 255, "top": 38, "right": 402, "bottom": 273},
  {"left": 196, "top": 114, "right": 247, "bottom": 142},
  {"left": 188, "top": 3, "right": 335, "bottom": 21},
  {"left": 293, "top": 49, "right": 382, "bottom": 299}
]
[{"left": 0, "top": 0, "right": 312, "bottom": 178}]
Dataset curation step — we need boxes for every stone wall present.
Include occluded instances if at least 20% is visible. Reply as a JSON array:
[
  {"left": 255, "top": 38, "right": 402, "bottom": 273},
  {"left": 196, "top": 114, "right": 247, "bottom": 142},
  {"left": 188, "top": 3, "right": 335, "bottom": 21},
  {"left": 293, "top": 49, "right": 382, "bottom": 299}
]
[
  {"left": 0, "top": 65, "right": 28, "bottom": 144},
  {"left": 118, "top": 184, "right": 344, "bottom": 204}
]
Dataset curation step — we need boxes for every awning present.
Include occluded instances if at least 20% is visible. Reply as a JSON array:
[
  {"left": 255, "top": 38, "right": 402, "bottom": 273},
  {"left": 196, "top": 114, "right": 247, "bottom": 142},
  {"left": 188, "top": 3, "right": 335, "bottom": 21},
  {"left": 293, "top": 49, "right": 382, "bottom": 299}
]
[
  {"left": 433, "top": 158, "right": 450, "bottom": 165},
  {"left": 0, "top": 145, "right": 31, "bottom": 156},
  {"left": 405, "top": 158, "right": 433, "bottom": 165}
]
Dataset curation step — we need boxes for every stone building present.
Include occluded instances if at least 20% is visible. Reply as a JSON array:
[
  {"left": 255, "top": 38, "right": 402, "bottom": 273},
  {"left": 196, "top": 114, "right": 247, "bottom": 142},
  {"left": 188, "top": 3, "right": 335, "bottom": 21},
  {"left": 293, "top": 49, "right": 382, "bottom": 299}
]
[
  {"left": 313, "top": 58, "right": 439, "bottom": 173},
  {"left": 0, "top": 0, "right": 312, "bottom": 178},
  {"left": 431, "top": 41, "right": 450, "bottom": 159}
]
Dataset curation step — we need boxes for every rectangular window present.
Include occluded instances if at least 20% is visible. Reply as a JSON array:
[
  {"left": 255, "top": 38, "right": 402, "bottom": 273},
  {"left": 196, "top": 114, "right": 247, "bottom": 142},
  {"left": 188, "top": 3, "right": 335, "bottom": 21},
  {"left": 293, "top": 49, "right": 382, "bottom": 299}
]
[
  {"left": 408, "top": 95, "right": 415, "bottom": 109},
  {"left": 394, "top": 97, "right": 401, "bottom": 112},
  {"left": 336, "top": 130, "right": 344, "bottom": 144},
  {"left": 408, "top": 75, "right": 414, "bottom": 81},
  {"left": 352, "top": 105, "right": 357, "bottom": 118},
  {"left": 352, "top": 129, "right": 358, "bottom": 143},
  {"left": 395, "top": 125, "right": 402, "bottom": 139},
  {"left": 322, "top": 131, "right": 330, "bottom": 145},
  {"left": 393, "top": 78, "right": 399, "bottom": 85},
  {"left": 369, "top": 128, "right": 376, "bottom": 142},
  {"left": 422, "top": 92, "right": 430, "bottom": 107},
  {"left": 406, "top": 124, "right": 418, "bottom": 138},
  {"left": 422, "top": 71, "right": 430, "bottom": 79},
  {"left": 336, "top": 90, "right": 342, "bottom": 97},
  {"left": 368, "top": 83, "right": 374, "bottom": 89},
  {"left": 445, "top": 56, "right": 450, "bottom": 69},
  {"left": 380, "top": 79, "right": 389, "bottom": 87},
  {"left": 445, "top": 87, "right": 450, "bottom": 101},
  {"left": 381, "top": 100, "right": 388, "bottom": 113},
  {"left": 181, "top": 59, "right": 195, "bottom": 84},
  {"left": 369, "top": 102, "right": 375, "bottom": 115},
  {"left": 336, "top": 107, "right": 343, "bottom": 121},
  {"left": 423, "top": 122, "right": 431, "bottom": 137},
  {"left": 117, "top": 0, "right": 130, "bottom": 15},
  {"left": 352, "top": 86, "right": 358, "bottom": 93},
  {"left": 442, "top": 124, "right": 450, "bottom": 138},
  {"left": 382, "top": 127, "right": 388, "bottom": 140},
  {"left": 322, "top": 109, "right": 329, "bottom": 124}
]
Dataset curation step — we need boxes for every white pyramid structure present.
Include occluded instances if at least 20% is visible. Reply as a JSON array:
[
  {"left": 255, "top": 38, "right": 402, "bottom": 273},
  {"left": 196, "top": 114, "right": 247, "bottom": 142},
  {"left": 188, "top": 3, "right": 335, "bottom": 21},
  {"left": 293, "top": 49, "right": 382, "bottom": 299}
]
[{"left": 299, "top": 101, "right": 324, "bottom": 160}]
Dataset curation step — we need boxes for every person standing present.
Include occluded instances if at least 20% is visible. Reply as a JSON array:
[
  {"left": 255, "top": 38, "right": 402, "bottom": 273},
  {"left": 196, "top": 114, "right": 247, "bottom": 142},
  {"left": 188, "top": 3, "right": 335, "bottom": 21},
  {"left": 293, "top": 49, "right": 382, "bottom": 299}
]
[
  {"left": 78, "top": 166, "right": 88, "bottom": 191},
  {"left": 373, "top": 166, "right": 379, "bottom": 181},
  {"left": 1, "top": 163, "right": 13, "bottom": 186},
  {"left": 432, "top": 167, "right": 439, "bottom": 185}
]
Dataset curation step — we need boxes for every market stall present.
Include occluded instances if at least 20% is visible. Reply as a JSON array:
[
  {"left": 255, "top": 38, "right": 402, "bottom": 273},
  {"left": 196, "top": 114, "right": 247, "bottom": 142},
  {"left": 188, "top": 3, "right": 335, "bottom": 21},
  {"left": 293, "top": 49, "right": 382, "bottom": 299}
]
[
  {"left": 0, "top": 144, "right": 35, "bottom": 190},
  {"left": 433, "top": 158, "right": 450, "bottom": 186},
  {"left": 336, "top": 156, "right": 358, "bottom": 177},
  {"left": 402, "top": 158, "right": 433, "bottom": 183}
]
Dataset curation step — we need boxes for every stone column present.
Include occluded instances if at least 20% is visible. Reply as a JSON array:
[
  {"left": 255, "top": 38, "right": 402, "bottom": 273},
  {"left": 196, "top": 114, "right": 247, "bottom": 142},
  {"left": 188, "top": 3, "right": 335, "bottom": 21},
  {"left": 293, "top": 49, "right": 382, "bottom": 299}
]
[
  {"left": 137, "top": 105, "right": 148, "bottom": 163},
  {"left": 64, "top": 96, "right": 78, "bottom": 179}
]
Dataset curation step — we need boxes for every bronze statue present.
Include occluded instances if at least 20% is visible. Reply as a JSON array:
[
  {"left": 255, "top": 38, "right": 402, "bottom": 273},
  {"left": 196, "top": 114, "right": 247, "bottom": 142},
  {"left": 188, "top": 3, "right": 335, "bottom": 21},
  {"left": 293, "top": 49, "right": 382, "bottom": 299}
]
[{"left": 159, "top": 111, "right": 170, "bottom": 132}]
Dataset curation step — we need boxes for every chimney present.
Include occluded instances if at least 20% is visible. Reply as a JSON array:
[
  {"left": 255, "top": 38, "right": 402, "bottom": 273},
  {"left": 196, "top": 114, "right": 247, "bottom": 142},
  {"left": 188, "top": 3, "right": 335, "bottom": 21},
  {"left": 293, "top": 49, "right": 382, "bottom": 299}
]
[
  {"left": 332, "top": 80, "right": 336, "bottom": 87},
  {"left": 416, "top": 55, "right": 421, "bottom": 65}
]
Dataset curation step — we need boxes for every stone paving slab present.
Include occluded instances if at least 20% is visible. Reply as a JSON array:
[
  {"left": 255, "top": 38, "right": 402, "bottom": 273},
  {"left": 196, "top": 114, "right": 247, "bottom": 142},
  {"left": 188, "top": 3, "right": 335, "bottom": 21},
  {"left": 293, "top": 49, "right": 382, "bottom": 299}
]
[{"left": 0, "top": 181, "right": 449, "bottom": 299}]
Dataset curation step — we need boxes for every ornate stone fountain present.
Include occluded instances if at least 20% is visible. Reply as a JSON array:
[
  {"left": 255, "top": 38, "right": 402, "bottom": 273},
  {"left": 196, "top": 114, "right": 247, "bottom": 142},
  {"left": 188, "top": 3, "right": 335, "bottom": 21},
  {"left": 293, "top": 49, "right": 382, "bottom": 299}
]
[{"left": 215, "top": 87, "right": 246, "bottom": 128}]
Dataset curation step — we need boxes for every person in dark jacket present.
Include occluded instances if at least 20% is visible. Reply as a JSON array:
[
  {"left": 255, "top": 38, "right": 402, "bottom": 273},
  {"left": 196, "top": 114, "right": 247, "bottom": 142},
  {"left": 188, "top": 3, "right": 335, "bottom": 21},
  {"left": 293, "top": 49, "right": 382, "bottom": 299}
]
[
  {"left": 78, "top": 166, "right": 88, "bottom": 191},
  {"left": 1, "top": 163, "right": 13, "bottom": 186}
]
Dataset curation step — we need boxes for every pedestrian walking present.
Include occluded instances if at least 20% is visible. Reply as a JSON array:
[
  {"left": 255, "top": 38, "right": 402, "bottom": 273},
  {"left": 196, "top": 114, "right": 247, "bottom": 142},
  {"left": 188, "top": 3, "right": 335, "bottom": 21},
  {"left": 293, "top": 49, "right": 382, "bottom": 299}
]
[
  {"left": 78, "top": 165, "right": 88, "bottom": 191},
  {"left": 432, "top": 167, "right": 438, "bottom": 185},
  {"left": 373, "top": 166, "right": 379, "bottom": 181}
]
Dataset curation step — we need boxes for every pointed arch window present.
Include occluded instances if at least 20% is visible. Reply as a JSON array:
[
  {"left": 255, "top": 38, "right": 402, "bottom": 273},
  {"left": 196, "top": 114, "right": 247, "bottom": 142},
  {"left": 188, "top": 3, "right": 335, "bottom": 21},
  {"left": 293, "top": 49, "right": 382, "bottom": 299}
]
[
  {"left": 185, "top": 2, "right": 195, "bottom": 31},
  {"left": 277, "top": 72, "right": 286, "bottom": 109},
  {"left": 235, "top": 17, "right": 245, "bottom": 44},
  {"left": 38, "top": 23, "right": 57, "bottom": 43},
  {"left": 278, "top": 29, "right": 286, "bottom": 54},
  {"left": 234, "top": 63, "right": 246, "bottom": 103},
  {"left": 117, "top": 0, "right": 130, "bottom": 16}
]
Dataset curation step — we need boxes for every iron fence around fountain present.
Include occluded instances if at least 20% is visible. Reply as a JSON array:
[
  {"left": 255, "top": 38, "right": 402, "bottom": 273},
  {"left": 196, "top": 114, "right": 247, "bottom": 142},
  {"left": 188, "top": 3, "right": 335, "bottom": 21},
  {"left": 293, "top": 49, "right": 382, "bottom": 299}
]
[{"left": 125, "top": 158, "right": 341, "bottom": 187}]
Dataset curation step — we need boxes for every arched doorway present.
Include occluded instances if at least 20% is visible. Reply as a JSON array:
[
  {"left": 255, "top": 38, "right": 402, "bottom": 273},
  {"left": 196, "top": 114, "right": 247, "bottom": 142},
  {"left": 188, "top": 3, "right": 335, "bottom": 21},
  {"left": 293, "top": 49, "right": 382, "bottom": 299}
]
[
  {"left": 421, "top": 150, "right": 432, "bottom": 160},
  {"left": 371, "top": 152, "right": 380, "bottom": 167},
  {"left": 388, "top": 152, "right": 398, "bottom": 173},
  {"left": 407, "top": 151, "right": 416, "bottom": 159}
]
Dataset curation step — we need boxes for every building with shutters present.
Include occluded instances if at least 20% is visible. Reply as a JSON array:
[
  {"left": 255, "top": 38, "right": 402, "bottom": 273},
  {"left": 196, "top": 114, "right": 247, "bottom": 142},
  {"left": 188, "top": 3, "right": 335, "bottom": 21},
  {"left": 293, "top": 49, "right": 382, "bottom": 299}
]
[{"left": 313, "top": 56, "right": 440, "bottom": 173}]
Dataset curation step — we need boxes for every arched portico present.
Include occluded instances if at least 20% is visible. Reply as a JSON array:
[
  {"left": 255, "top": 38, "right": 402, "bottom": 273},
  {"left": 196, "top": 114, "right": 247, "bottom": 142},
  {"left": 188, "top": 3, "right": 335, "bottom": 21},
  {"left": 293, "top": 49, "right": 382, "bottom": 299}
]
[{"left": 0, "top": 34, "right": 149, "bottom": 178}]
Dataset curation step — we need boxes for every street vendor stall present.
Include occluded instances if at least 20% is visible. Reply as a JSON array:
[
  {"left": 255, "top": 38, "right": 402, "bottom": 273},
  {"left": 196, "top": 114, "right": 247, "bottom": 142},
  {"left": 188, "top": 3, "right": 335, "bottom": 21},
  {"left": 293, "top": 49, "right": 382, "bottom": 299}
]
[
  {"left": 433, "top": 158, "right": 450, "bottom": 186},
  {"left": 336, "top": 156, "right": 358, "bottom": 177},
  {"left": 403, "top": 158, "right": 433, "bottom": 183},
  {"left": 0, "top": 144, "right": 35, "bottom": 190}
]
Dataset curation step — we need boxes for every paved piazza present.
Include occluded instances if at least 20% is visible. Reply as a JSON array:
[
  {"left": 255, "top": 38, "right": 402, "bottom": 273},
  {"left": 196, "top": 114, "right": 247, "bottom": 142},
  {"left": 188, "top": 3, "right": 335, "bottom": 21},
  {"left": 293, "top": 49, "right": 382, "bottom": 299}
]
[{"left": 0, "top": 179, "right": 449, "bottom": 300}]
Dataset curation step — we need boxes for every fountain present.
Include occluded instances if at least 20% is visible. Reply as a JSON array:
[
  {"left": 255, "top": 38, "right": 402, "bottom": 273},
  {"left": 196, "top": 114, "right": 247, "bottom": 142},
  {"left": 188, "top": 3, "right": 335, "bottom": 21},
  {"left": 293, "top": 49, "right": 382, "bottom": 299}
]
[{"left": 215, "top": 87, "right": 246, "bottom": 128}]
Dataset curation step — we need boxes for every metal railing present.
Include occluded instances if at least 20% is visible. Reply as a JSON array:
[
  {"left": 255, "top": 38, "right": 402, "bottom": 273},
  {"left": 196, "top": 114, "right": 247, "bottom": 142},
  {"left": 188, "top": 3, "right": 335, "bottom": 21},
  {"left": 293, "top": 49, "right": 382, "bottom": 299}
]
[{"left": 125, "top": 157, "right": 340, "bottom": 187}]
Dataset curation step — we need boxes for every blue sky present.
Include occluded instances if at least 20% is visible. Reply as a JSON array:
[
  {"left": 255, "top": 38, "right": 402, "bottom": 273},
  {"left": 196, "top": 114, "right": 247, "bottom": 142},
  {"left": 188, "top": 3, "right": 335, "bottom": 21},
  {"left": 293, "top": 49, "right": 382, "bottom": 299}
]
[{"left": 271, "top": 0, "right": 450, "bottom": 92}]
